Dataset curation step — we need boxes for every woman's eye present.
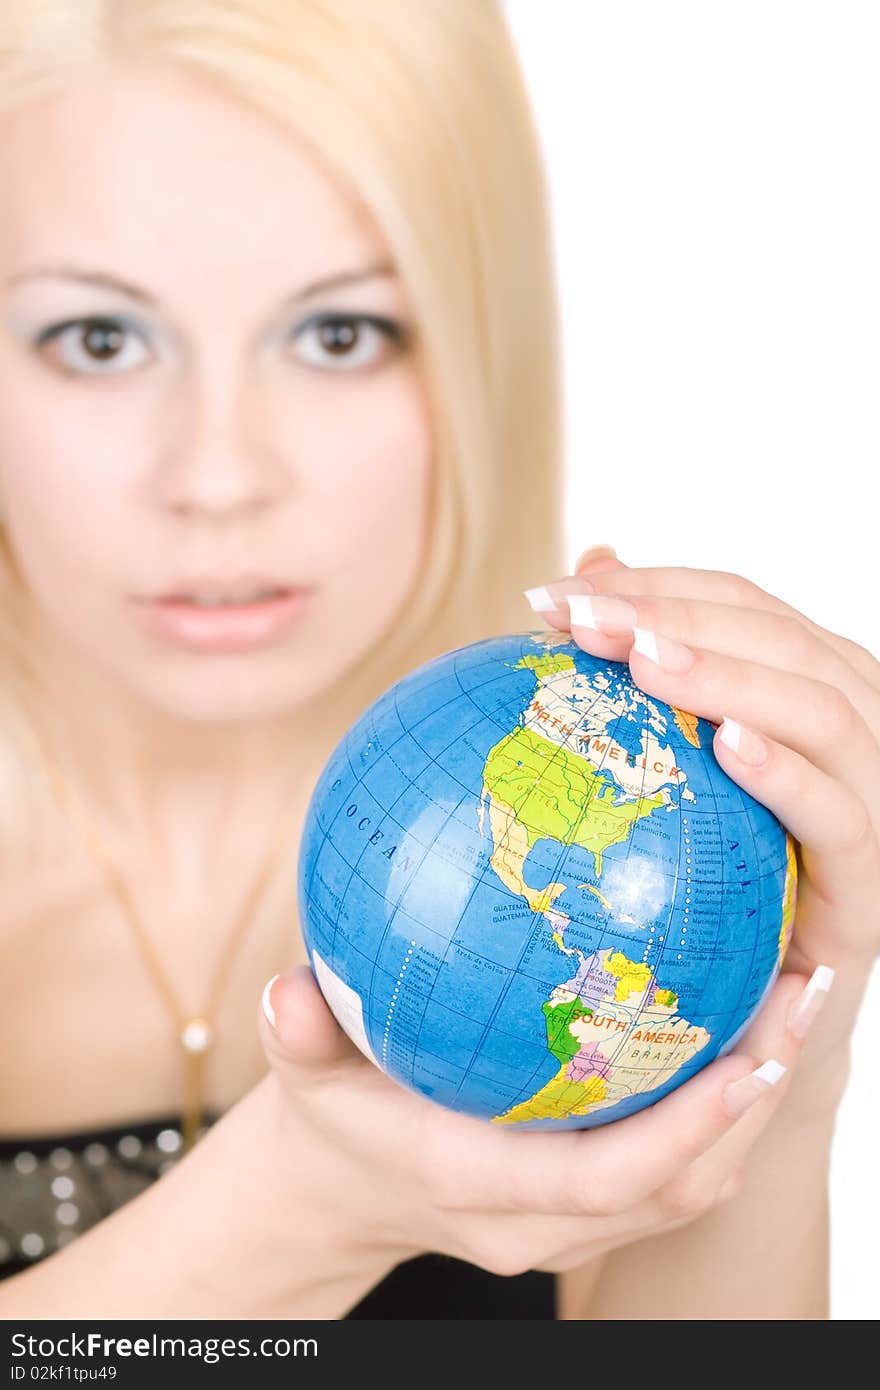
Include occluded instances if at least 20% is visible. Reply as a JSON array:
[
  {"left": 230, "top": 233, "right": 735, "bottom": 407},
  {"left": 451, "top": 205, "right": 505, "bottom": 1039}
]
[
  {"left": 290, "top": 313, "right": 406, "bottom": 371},
  {"left": 35, "top": 317, "right": 150, "bottom": 375},
  {"left": 32, "top": 312, "right": 408, "bottom": 377}
]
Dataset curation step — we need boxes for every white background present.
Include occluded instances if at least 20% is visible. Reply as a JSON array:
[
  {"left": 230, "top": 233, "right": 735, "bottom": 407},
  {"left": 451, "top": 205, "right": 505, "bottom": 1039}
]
[{"left": 504, "top": 1, "right": 878, "bottom": 1319}]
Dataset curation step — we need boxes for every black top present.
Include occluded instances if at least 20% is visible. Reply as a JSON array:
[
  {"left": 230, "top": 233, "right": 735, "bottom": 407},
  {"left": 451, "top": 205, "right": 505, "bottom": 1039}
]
[{"left": 0, "top": 1111, "right": 556, "bottom": 1319}]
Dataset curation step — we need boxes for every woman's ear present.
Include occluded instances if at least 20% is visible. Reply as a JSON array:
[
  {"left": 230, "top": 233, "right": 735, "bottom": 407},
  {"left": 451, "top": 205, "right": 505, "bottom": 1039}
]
[{"left": 574, "top": 544, "right": 628, "bottom": 575}]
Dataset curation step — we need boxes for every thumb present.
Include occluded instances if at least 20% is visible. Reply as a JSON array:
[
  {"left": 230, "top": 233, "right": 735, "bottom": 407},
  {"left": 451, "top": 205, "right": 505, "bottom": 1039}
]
[
  {"left": 258, "top": 963, "right": 363, "bottom": 1081},
  {"left": 574, "top": 543, "right": 628, "bottom": 575}
]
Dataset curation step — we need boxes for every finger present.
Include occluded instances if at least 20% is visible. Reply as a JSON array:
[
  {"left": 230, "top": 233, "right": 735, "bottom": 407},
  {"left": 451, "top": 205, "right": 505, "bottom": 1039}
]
[
  {"left": 528, "top": 565, "right": 880, "bottom": 692},
  {"left": 649, "top": 971, "right": 814, "bottom": 1216},
  {"left": 574, "top": 544, "right": 625, "bottom": 574},
  {"left": 449, "top": 1191, "right": 675, "bottom": 1275},
  {"left": 562, "top": 591, "right": 880, "bottom": 742},
  {"left": 522, "top": 1168, "right": 746, "bottom": 1273},
  {"left": 431, "top": 1037, "right": 798, "bottom": 1219},
  {"left": 711, "top": 715, "right": 880, "bottom": 960},
  {"left": 481, "top": 1122, "right": 755, "bottom": 1275},
  {"left": 258, "top": 964, "right": 365, "bottom": 1081},
  {"left": 559, "top": 605, "right": 880, "bottom": 932},
  {"left": 585, "top": 625, "right": 880, "bottom": 831},
  {"left": 525, "top": 570, "right": 604, "bottom": 633},
  {"left": 512, "top": 973, "right": 810, "bottom": 1263},
  {"left": 614, "top": 622, "right": 880, "bottom": 928}
]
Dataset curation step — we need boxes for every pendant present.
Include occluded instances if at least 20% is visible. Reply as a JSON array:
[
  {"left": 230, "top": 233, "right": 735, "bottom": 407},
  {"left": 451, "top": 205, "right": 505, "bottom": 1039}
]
[
  {"left": 180, "top": 1016, "right": 213, "bottom": 1154},
  {"left": 180, "top": 1017, "right": 213, "bottom": 1053}
]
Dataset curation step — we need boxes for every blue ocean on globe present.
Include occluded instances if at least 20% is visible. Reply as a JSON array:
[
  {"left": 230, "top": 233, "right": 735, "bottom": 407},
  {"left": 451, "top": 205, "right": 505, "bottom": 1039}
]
[{"left": 297, "top": 630, "right": 797, "bottom": 1130}]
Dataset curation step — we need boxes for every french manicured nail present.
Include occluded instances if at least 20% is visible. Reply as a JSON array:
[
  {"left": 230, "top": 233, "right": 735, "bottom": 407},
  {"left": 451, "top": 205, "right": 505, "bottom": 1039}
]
[
  {"left": 787, "top": 965, "right": 835, "bottom": 1040},
  {"left": 722, "top": 1059, "right": 787, "bottom": 1118},
  {"left": 632, "top": 626, "right": 695, "bottom": 673},
  {"left": 718, "top": 715, "right": 769, "bottom": 767},
  {"left": 524, "top": 585, "right": 560, "bottom": 613},
  {"left": 524, "top": 579, "right": 595, "bottom": 613},
  {"left": 566, "top": 593, "right": 639, "bottom": 633},
  {"left": 261, "top": 974, "right": 280, "bottom": 1029}
]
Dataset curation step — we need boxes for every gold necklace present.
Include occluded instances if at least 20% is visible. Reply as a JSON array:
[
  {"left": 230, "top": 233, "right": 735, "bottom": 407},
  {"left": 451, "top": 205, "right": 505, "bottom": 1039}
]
[{"left": 32, "top": 729, "right": 297, "bottom": 1155}]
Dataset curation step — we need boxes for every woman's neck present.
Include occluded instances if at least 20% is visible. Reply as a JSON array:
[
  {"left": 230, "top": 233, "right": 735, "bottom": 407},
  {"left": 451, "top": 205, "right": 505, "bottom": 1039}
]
[{"left": 21, "top": 615, "right": 324, "bottom": 876}]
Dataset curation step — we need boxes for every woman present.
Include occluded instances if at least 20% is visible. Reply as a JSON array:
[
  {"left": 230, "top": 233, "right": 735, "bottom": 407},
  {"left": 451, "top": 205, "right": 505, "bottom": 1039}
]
[{"left": 0, "top": 0, "right": 876, "bottom": 1320}]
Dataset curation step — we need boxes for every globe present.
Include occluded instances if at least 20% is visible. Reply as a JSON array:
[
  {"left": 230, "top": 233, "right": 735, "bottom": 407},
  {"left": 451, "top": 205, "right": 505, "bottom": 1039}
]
[{"left": 298, "top": 630, "right": 797, "bottom": 1131}]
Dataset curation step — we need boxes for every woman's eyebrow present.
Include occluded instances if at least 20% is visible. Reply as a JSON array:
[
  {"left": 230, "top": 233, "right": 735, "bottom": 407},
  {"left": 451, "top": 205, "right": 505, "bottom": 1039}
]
[{"left": 2, "top": 261, "right": 398, "bottom": 309}]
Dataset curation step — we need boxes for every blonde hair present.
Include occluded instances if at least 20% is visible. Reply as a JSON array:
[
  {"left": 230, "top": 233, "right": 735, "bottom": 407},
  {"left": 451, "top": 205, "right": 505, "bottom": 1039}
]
[{"left": 0, "top": 0, "right": 567, "bottom": 821}]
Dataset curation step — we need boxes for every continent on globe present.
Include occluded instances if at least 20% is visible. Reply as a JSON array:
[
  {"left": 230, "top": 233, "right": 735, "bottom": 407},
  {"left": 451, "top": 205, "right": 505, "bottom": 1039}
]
[{"left": 492, "top": 946, "right": 710, "bottom": 1125}]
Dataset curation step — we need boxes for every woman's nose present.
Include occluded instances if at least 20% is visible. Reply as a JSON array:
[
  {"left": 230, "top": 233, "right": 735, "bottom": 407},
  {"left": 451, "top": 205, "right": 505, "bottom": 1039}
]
[{"left": 154, "top": 375, "right": 290, "bottom": 520}]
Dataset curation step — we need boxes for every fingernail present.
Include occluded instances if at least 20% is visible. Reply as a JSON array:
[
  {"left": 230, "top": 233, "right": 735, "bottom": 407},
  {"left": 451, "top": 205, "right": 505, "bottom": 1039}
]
[
  {"left": 523, "top": 585, "right": 560, "bottom": 613},
  {"left": 566, "top": 593, "right": 639, "bottom": 634},
  {"left": 722, "top": 1059, "right": 787, "bottom": 1118},
  {"left": 718, "top": 715, "right": 769, "bottom": 768},
  {"left": 787, "top": 965, "right": 835, "bottom": 1040},
  {"left": 524, "top": 579, "right": 595, "bottom": 612},
  {"left": 632, "top": 626, "right": 695, "bottom": 673},
  {"left": 261, "top": 973, "right": 280, "bottom": 1029}
]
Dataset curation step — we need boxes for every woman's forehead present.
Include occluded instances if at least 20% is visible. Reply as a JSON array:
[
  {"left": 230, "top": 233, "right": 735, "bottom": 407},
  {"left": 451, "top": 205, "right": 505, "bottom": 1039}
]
[{"left": 0, "top": 65, "right": 391, "bottom": 296}]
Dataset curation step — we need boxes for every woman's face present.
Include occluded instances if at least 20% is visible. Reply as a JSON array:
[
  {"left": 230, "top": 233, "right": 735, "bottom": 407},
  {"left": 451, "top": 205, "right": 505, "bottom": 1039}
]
[{"left": 0, "top": 66, "right": 432, "bottom": 724}]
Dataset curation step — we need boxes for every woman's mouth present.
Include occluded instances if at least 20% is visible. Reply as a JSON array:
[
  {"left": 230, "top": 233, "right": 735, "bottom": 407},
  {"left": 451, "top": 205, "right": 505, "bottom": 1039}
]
[{"left": 127, "top": 583, "right": 312, "bottom": 651}]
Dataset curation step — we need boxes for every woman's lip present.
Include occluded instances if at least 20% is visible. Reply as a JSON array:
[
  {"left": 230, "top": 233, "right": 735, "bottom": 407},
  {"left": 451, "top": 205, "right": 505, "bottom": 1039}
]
[{"left": 127, "top": 588, "right": 312, "bottom": 651}]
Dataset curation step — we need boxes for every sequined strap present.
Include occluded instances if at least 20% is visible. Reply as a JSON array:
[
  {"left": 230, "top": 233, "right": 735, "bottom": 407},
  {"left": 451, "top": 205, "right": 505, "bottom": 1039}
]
[{"left": 0, "top": 1111, "right": 221, "bottom": 1272}]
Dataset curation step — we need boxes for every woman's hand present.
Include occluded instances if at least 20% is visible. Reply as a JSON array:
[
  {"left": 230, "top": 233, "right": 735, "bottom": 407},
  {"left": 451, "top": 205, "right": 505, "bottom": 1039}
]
[
  {"left": 527, "top": 544, "right": 880, "bottom": 1119},
  {"left": 257, "top": 960, "right": 819, "bottom": 1280}
]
